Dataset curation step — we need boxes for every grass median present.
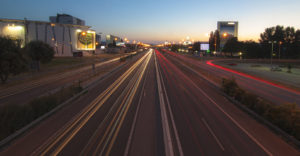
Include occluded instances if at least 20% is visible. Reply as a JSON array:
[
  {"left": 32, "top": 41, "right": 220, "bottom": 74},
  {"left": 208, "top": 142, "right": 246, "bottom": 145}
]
[{"left": 0, "top": 84, "right": 83, "bottom": 141}]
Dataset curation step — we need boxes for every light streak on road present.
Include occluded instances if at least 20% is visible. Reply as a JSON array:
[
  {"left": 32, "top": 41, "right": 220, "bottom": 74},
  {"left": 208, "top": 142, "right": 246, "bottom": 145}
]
[
  {"left": 33, "top": 51, "right": 152, "bottom": 156},
  {"left": 206, "top": 60, "right": 300, "bottom": 95}
]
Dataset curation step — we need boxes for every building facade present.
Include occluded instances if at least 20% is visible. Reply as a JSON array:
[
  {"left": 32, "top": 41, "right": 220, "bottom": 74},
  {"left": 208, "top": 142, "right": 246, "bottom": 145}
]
[
  {"left": 49, "top": 14, "right": 85, "bottom": 26},
  {"left": 106, "top": 34, "right": 122, "bottom": 46},
  {"left": 217, "top": 21, "right": 238, "bottom": 48},
  {"left": 0, "top": 18, "right": 96, "bottom": 57}
]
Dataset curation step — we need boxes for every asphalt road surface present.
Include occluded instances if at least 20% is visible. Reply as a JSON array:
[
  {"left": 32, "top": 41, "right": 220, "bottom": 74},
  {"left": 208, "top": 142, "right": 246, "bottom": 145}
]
[
  {"left": 161, "top": 50, "right": 300, "bottom": 105},
  {"left": 0, "top": 49, "right": 299, "bottom": 156},
  {"left": 0, "top": 55, "right": 125, "bottom": 106}
]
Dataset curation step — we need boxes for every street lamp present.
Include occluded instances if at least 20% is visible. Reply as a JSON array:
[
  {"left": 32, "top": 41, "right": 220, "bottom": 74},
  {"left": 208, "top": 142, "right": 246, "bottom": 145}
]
[
  {"left": 268, "top": 41, "right": 277, "bottom": 70},
  {"left": 239, "top": 52, "right": 242, "bottom": 60}
]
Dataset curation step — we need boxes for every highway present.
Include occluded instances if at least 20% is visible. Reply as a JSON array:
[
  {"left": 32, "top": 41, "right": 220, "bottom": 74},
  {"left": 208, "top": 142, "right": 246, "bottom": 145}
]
[
  {"left": 0, "top": 54, "right": 131, "bottom": 106},
  {"left": 0, "top": 49, "right": 299, "bottom": 156},
  {"left": 161, "top": 50, "right": 300, "bottom": 105}
]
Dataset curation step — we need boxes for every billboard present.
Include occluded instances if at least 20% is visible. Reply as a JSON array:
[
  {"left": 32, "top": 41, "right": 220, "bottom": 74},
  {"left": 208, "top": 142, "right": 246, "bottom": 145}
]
[
  {"left": 200, "top": 43, "right": 209, "bottom": 51},
  {"left": 1, "top": 24, "right": 25, "bottom": 47},
  {"left": 76, "top": 31, "right": 95, "bottom": 50}
]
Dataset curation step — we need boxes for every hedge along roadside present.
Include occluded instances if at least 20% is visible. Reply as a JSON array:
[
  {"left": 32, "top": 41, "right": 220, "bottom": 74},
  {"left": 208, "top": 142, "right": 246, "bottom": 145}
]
[
  {"left": 221, "top": 78, "right": 300, "bottom": 146},
  {"left": 0, "top": 83, "right": 83, "bottom": 142}
]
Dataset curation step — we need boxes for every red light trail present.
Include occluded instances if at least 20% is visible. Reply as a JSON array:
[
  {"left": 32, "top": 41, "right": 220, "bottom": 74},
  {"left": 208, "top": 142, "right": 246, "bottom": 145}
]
[{"left": 206, "top": 60, "right": 300, "bottom": 95}]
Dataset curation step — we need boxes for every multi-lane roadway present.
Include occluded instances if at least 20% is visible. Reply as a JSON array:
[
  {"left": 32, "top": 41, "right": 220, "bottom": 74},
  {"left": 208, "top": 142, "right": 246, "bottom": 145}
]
[
  {"left": 161, "top": 50, "right": 300, "bottom": 105},
  {"left": 0, "top": 49, "right": 299, "bottom": 156}
]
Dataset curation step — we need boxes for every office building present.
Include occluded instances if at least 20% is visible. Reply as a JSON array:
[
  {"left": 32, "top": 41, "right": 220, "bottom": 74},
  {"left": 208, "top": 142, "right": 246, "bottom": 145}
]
[{"left": 217, "top": 21, "right": 238, "bottom": 48}]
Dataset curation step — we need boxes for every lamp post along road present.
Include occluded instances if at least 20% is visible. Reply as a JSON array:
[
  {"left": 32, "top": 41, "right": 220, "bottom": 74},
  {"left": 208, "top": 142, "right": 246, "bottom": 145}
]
[
  {"left": 279, "top": 41, "right": 282, "bottom": 60},
  {"left": 269, "top": 41, "right": 277, "bottom": 70}
]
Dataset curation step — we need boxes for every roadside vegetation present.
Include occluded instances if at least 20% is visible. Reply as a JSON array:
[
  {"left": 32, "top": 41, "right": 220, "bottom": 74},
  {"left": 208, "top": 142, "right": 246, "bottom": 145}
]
[
  {"left": 0, "top": 84, "right": 83, "bottom": 141},
  {"left": 0, "top": 37, "right": 55, "bottom": 83},
  {"left": 0, "top": 37, "right": 27, "bottom": 83},
  {"left": 222, "top": 78, "right": 300, "bottom": 141},
  {"left": 208, "top": 25, "right": 300, "bottom": 59}
]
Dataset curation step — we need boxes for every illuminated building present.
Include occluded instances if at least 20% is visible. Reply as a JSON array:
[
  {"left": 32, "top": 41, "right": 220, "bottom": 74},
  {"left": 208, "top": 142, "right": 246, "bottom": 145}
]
[
  {"left": 217, "top": 21, "right": 238, "bottom": 48},
  {"left": 0, "top": 17, "right": 96, "bottom": 57},
  {"left": 106, "top": 35, "right": 122, "bottom": 46}
]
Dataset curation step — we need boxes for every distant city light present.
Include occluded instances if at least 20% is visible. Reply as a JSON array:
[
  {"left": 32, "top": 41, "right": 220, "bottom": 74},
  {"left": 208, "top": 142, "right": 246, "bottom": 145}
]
[
  {"left": 7, "top": 24, "right": 23, "bottom": 31},
  {"left": 87, "top": 30, "right": 95, "bottom": 33}
]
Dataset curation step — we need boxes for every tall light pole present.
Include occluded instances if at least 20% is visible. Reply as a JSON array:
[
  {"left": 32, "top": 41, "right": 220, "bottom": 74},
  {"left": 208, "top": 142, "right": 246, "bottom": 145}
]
[
  {"left": 269, "top": 41, "right": 277, "bottom": 70},
  {"left": 279, "top": 41, "right": 282, "bottom": 60}
]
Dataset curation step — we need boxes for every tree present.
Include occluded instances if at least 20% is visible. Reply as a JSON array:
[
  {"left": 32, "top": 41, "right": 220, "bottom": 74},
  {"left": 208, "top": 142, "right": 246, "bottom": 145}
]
[
  {"left": 23, "top": 41, "right": 54, "bottom": 71},
  {"left": 222, "top": 37, "right": 241, "bottom": 57},
  {"left": 209, "top": 31, "right": 214, "bottom": 52},
  {"left": 0, "top": 36, "right": 27, "bottom": 83},
  {"left": 259, "top": 25, "right": 300, "bottom": 58},
  {"left": 242, "top": 41, "right": 263, "bottom": 58},
  {"left": 171, "top": 44, "right": 180, "bottom": 52},
  {"left": 192, "top": 42, "right": 200, "bottom": 52},
  {"left": 214, "top": 30, "right": 221, "bottom": 52},
  {"left": 294, "top": 30, "right": 300, "bottom": 58},
  {"left": 208, "top": 30, "right": 221, "bottom": 52}
]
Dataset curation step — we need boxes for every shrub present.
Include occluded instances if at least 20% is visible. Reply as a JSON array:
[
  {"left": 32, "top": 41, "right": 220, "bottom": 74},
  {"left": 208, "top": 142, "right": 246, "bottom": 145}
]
[
  {"left": 221, "top": 78, "right": 300, "bottom": 141},
  {"left": 0, "top": 84, "right": 82, "bottom": 141},
  {"left": 221, "top": 78, "right": 239, "bottom": 96},
  {"left": 120, "top": 57, "right": 126, "bottom": 62},
  {"left": 287, "top": 64, "right": 292, "bottom": 73},
  {"left": 23, "top": 41, "right": 55, "bottom": 71}
]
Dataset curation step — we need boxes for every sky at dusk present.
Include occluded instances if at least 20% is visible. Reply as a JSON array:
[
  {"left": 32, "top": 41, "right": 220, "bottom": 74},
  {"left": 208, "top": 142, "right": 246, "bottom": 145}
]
[{"left": 1, "top": 0, "right": 300, "bottom": 44}]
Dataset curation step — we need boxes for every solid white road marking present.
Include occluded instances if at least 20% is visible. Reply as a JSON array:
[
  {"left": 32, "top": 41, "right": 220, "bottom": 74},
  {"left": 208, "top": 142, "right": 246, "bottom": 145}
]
[{"left": 201, "top": 118, "right": 225, "bottom": 151}]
